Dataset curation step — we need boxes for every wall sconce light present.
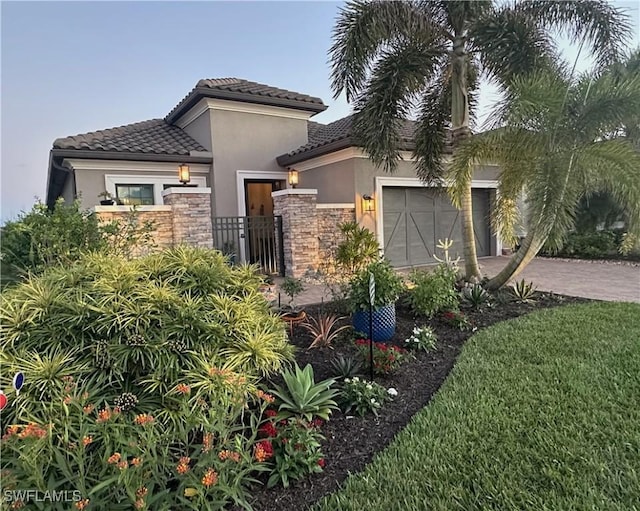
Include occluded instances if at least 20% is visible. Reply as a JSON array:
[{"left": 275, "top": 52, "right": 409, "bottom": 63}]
[
  {"left": 362, "top": 194, "right": 375, "bottom": 213},
  {"left": 178, "top": 163, "right": 191, "bottom": 185},
  {"left": 288, "top": 168, "right": 299, "bottom": 188}
]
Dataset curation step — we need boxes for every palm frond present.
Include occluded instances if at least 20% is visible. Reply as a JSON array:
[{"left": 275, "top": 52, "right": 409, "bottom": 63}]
[
  {"left": 517, "top": 0, "right": 633, "bottom": 69},
  {"left": 352, "top": 40, "right": 446, "bottom": 173},
  {"left": 329, "top": 0, "right": 449, "bottom": 101},
  {"left": 471, "top": 5, "right": 558, "bottom": 85}
]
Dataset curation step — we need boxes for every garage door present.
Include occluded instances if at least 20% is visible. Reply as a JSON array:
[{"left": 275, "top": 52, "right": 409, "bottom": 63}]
[{"left": 382, "top": 187, "right": 491, "bottom": 267}]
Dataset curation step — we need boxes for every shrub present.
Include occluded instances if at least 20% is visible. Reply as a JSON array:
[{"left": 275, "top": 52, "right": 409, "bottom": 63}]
[
  {"left": 334, "top": 222, "right": 380, "bottom": 275},
  {"left": 404, "top": 326, "right": 438, "bottom": 352},
  {"left": 0, "top": 247, "right": 294, "bottom": 427},
  {"left": 544, "top": 230, "right": 618, "bottom": 259},
  {"left": 407, "top": 264, "right": 459, "bottom": 318},
  {"left": 340, "top": 377, "right": 392, "bottom": 417},
  {"left": 0, "top": 247, "right": 301, "bottom": 507},
  {"left": 0, "top": 198, "right": 156, "bottom": 284},
  {"left": 280, "top": 277, "right": 305, "bottom": 312},
  {"left": 269, "top": 364, "right": 339, "bottom": 421},
  {"left": 441, "top": 310, "right": 475, "bottom": 331},
  {"left": 348, "top": 259, "right": 404, "bottom": 312},
  {"left": 354, "top": 339, "right": 412, "bottom": 375},
  {"left": 259, "top": 416, "right": 326, "bottom": 489}
]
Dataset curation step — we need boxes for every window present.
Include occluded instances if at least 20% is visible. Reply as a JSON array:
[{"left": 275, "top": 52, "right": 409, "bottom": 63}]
[{"left": 116, "top": 184, "right": 155, "bottom": 205}]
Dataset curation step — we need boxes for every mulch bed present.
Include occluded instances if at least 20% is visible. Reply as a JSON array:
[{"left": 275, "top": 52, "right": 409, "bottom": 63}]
[{"left": 243, "top": 292, "right": 590, "bottom": 511}]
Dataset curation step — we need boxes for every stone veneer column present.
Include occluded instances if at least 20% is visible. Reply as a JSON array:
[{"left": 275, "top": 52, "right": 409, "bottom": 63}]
[
  {"left": 272, "top": 189, "right": 319, "bottom": 278},
  {"left": 162, "top": 187, "right": 213, "bottom": 248}
]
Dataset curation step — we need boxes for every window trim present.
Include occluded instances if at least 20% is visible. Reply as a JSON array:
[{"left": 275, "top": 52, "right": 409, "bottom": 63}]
[{"left": 105, "top": 174, "right": 207, "bottom": 205}]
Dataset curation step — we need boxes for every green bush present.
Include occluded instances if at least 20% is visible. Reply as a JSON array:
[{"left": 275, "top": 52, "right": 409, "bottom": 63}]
[
  {"left": 334, "top": 222, "right": 380, "bottom": 275},
  {"left": 348, "top": 259, "right": 404, "bottom": 312},
  {"left": 1, "top": 246, "right": 297, "bottom": 509},
  {"left": 406, "top": 264, "right": 459, "bottom": 318},
  {"left": 339, "top": 377, "right": 392, "bottom": 417},
  {"left": 0, "top": 198, "right": 156, "bottom": 285},
  {"left": 1, "top": 247, "right": 293, "bottom": 425}
]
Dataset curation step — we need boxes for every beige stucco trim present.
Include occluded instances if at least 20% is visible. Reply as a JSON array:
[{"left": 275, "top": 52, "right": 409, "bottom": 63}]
[
  {"left": 92, "top": 205, "right": 172, "bottom": 213},
  {"left": 63, "top": 159, "right": 211, "bottom": 174},
  {"left": 316, "top": 203, "right": 355, "bottom": 209},
  {"left": 162, "top": 187, "right": 212, "bottom": 196},
  {"left": 175, "top": 98, "right": 314, "bottom": 129},
  {"left": 293, "top": 148, "right": 416, "bottom": 172},
  {"left": 374, "top": 176, "right": 502, "bottom": 258},
  {"left": 271, "top": 188, "right": 318, "bottom": 197}
]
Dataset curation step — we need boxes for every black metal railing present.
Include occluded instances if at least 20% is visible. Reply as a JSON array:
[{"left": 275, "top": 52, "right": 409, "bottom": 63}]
[{"left": 212, "top": 216, "right": 284, "bottom": 276}]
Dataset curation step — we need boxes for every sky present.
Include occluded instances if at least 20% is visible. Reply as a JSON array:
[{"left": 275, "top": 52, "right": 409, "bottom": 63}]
[{"left": 1, "top": 1, "right": 638, "bottom": 222}]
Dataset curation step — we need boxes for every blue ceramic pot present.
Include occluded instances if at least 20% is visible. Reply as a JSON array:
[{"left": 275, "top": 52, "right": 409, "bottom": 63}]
[{"left": 352, "top": 303, "right": 396, "bottom": 342}]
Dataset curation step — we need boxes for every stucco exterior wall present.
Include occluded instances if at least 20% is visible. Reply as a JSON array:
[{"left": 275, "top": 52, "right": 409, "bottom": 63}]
[
  {"left": 182, "top": 111, "right": 213, "bottom": 152},
  {"left": 72, "top": 168, "right": 211, "bottom": 210},
  {"left": 299, "top": 160, "right": 356, "bottom": 203},
  {"left": 61, "top": 172, "right": 76, "bottom": 203},
  {"left": 210, "top": 109, "right": 309, "bottom": 216}
]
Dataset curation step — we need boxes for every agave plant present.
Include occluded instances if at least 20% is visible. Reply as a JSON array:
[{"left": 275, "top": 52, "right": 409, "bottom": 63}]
[
  {"left": 330, "top": 354, "right": 363, "bottom": 380},
  {"left": 269, "top": 364, "right": 338, "bottom": 422},
  {"left": 460, "top": 283, "right": 491, "bottom": 309},
  {"left": 301, "top": 313, "right": 351, "bottom": 349},
  {"left": 510, "top": 279, "right": 537, "bottom": 303}
]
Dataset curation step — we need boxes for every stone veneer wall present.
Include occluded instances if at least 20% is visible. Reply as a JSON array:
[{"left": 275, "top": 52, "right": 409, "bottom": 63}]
[
  {"left": 94, "top": 188, "right": 213, "bottom": 253},
  {"left": 95, "top": 208, "right": 174, "bottom": 256},
  {"left": 272, "top": 190, "right": 319, "bottom": 278},
  {"left": 162, "top": 189, "right": 213, "bottom": 248},
  {"left": 317, "top": 206, "right": 356, "bottom": 263}
]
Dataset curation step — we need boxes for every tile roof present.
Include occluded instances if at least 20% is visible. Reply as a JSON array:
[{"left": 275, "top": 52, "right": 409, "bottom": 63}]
[
  {"left": 196, "top": 78, "right": 325, "bottom": 106},
  {"left": 52, "top": 119, "right": 208, "bottom": 155},
  {"left": 279, "top": 115, "right": 448, "bottom": 165},
  {"left": 166, "top": 78, "right": 327, "bottom": 122}
]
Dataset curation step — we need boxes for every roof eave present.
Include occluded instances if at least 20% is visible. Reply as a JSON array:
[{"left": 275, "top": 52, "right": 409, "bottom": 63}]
[
  {"left": 166, "top": 87, "right": 328, "bottom": 124},
  {"left": 277, "top": 138, "right": 354, "bottom": 167},
  {"left": 50, "top": 149, "right": 213, "bottom": 164}
]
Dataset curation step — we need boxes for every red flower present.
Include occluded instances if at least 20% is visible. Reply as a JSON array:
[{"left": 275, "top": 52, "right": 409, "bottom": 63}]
[
  {"left": 264, "top": 409, "right": 277, "bottom": 418},
  {"left": 317, "top": 458, "right": 326, "bottom": 468},
  {"left": 259, "top": 422, "right": 278, "bottom": 438},
  {"left": 311, "top": 418, "right": 324, "bottom": 428}
]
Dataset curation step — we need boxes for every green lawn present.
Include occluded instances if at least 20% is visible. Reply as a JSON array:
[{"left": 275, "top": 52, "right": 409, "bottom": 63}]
[{"left": 314, "top": 302, "right": 640, "bottom": 511}]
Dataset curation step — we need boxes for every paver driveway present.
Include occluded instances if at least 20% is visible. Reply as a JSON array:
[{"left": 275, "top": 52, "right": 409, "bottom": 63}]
[
  {"left": 285, "top": 256, "right": 640, "bottom": 305},
  {"left": 478, "top": 257, "right": 640, "bottom": 303}
]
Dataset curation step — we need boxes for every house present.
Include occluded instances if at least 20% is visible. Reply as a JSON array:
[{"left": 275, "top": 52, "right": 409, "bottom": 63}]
[{"left": 45, "top": 78, "right": 501, "bottom": 276}]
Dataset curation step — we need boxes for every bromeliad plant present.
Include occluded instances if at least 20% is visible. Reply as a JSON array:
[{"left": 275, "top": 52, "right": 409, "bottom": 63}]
[
  {"left": 354, "top": 339, "right": 412, "bottom": 376},
  {"left": 330, "top": 354, "right": 363, "bottom": 380},
  {"left": 301, "top": 313, "right": 351, "bottom": 349},
  {"left": 269, "top": 364, "right": 339, "bottom": 422}
]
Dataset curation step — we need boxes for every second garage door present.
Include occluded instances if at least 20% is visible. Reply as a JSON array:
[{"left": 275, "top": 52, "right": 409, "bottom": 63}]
[{"left": 382, "top": 187, "right": 491, "bottom": 267}]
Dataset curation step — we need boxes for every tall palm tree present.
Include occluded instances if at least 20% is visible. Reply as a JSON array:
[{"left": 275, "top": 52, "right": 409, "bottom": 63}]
[
  {"left": 329, "top": 0, "right": 631, "bottom": 279},
  {"left": 449, "top": 59, "right": 640, "bottom": 289}
]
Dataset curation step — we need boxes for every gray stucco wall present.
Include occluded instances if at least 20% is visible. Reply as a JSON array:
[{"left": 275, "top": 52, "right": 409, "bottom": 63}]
[
  {"left": 73, "top": 169, "right": 211, "bottom": 210},
  {"left": 182, "top": 111, "right": 213, "bottom": 152},
  {"left": 210, "top": 110, "right": 309, "bottom": 216},
  {"left": 61, "top": 172, "right": 75, "bottom": 203},
  {"left": 299, "top": 159, "right": 355, "bottom": 204}
]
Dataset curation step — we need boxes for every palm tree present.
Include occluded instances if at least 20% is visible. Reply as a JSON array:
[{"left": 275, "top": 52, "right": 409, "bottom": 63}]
[
  {"left": 329, "top": 0, "right": 631, "bottom": 279},
  {"left": 449, "top": 58, "right": 640, "bottom": 289}
]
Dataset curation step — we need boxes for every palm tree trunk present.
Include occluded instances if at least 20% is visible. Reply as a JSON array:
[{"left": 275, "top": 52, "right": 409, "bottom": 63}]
[
  {"left": 487, "top": 232, "right": 543, "bottom": 290},
  {"left": 451, "top": 35, "right": 481, "bottom": 279}
]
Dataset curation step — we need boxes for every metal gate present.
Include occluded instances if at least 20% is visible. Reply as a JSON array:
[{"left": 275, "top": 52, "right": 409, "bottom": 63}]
[{"left": 212, "top": 216, "right": 285, "bottom": 276}]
